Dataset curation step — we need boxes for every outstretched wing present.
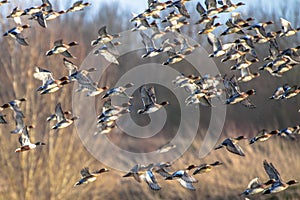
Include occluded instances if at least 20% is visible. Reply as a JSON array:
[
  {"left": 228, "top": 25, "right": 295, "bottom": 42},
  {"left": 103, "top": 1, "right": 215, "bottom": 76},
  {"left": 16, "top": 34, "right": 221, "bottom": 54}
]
[
  {"left": 98, "top": 26, "right": 107, "bottom": 36},
  {"left": 63, "top": 58, "right": 78, "bottom": 75},
  {"left": 263, "top": 160, "right": 281, "bottom": 181},
  {"left": 80, "top": 167, "right": 91, "bottom": 178},
  {"left": 140, "top": 86, "right": 155, "bottom": 107},
  {"left": 20, "top": 126, "right": 31, "bottom": 146},
  {"left": 55, "top": 103, "right": 66, "bottom": 122},
  {"left": 226, "top": 139, "right": 245, "bottom": 156}
]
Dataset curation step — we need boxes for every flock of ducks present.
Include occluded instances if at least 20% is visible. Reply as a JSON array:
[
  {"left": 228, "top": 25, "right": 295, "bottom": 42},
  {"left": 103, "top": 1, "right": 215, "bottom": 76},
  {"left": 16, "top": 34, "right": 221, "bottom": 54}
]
[{"left": 1, "top": 0, "right": 300, "bottom": 198}]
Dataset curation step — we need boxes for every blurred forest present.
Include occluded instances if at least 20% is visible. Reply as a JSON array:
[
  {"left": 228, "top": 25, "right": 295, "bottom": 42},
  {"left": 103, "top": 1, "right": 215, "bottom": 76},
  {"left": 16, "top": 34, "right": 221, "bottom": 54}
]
[{"left": 0, "top": 0, "right": 300, "bottom": 199}]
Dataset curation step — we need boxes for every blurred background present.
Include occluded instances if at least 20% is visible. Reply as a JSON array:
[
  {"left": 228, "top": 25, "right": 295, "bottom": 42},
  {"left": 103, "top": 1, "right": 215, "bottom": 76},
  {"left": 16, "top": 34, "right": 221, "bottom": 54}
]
[{"left": 0, "top": 0, "right": 300, "bottom": 199}]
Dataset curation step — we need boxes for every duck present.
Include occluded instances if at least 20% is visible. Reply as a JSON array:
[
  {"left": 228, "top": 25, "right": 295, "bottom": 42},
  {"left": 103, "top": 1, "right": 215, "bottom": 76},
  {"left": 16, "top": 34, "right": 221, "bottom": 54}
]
[
  {"left": 187, "top": 161, "right": 223, "bottom": 175},
  {"left": 235, "top": 35, "right": 256, "bottom": 51},
  {"left": 152, "top": 163, "right": 196, "bottom": 190},
  {"left": 249, "top": 129, "right": 279, "bottom": 144},
  {"left": 217, "top": 0, "right": 245, "bottom": 12},
  {"left": 198, "top": 17, "right": 222, "bottom": 35},
  {"left": 269, "top": 84, "right": 291, "bottom": 100},
  {"left": 51, "top": 103, "right": 79, "bottom": 130},
  {"left": 123, "top": 164, "right": 153, "bottom": 182},
  {"left": 225, "top": 89, "right": 256, "bottom": 106},
  {"left": 221, "top": 19, "right": 246, "bottom": 36},
  {"left": 253, "top": 31, "right": 278, "bottom": 44},
  {"left": 137, "top": 85, "right": 169, "bottom": 114},
  {"left": 247, "top": 21, "right": 274, "bottom": 39},
  {"left": 263, "top": 160, "right": 298, "bottom": 194},
  {"left": 195, "top": 2, "right": 218, "bottom": 24},
  {"left": 0, "top": 0, "right": 9, "bottom": 6},
  {"left": 69, "top": 68, "right": 108, "bottom": 96},
  {"left": 46, "top": 39, "right": 78, "bottom": 58},
  {"left": 148, "top": 0, "right": 172, "bottom": 12},
  {"left": 95, "top": 121, "right": 116, "bottom": 135},
  {"left": 123, "top": 164, "right": 161, "bottom": 190},
  {"left": 139, "top": 31, "right": 163, "bottom": 58},
  {"left": 67, "top": 1, "right": 91, "bottom": 13},
  {"left": 1, "top": 98, "right": 26, "bottom": 118},
  {"left": 33, "top": 66, "right": 70, "bottom": 94},
  {"left": 279, "top": 18, "right": 300, "bottom": 37},
  {"left": 3, "top": 24, "right": 31, "bottom": 46},
  {"left": 162, "top": 51, "right": 185, "bottom": 65},
  {"left": 91, "top": 26, "right": 119, "bottom": 46},
  {"left": 44, "top": 10, "right": 66, "bottom": 21},
  {"left": 237, "top": 68, "right": 260, "bottom": 82},
  {"left": 161, "top": 10, "right": 184, "bottom": 25},
  {"left": 230, "top": 14, "right": 253, "bottom": 27},
  {"left": 230, "top": 57, "right": 259, "bottom": 70},
  {"left": 78, "top": 83, "right": 108, "bottom": 97},
  {"left": 74, "top": 167, "right": 109, "bottom": 186},
  {"left": 221, "top": 47, "right": 250, "bottom": 63},
  {"left": 97, "top": 109, "right": 129, "bottom": 124},
  {"left": 185, "top": 90, "right": 212, "bottom": 107},
  {"left": 204, "top": 0, "right": 227, "bottom": 16},
  {"left": 149, "top": 21, "right": 166, "bottom": 40},
  {"left": 280, "top": 85, "right": 300, "bottom": 99},
  {"left": 241, "top": 177, "right": 276, "bottom": 196},
  {"left": 214, "top": 136, "right": 246, "bottom": 156},
  {"left": 223, "top": 75, "right": 256, "bottom": 108},
  {"left": 207, "top": 33, "right": 235, "bottom": 58},
  {"left": 15, "top": 126, "right": 45, "bottom": 152},
  {"left": 131, "top": 18, "right": 151, "bottom": 32},
  {"left": 39, "top": 78, "right": 70, "bottom": 95},
  {"left": 102, "top": 83, "right": 134, "bottom": 99},
  {"left": 272, "top": 63, "right": 296, "bottom": 77},
  {"left": 155, "top": 142, "right": 176, "bottom": 153},
  {"left": 22, "top": 3, "right": 48, "bottom": 15},
  {"left": 278, "top": 126, "right": 299, "bottom": 139},
  {"left": 94, "top": 42, "right": 120, "bottom": 65},
  {"left": 6, "top": 7, "right": 24, "bottom": 24},
  {"left": 47, "top": 110, "right": 72, "bottom": 122},
  {"left": 164, "top": 18, "right": 189, "bottom": 32},
  {"left": 165, "top": 166, "right": 198, "bottom": 183},
  {"left": 175, "top": 35, "right": 200, "bottom": 55},
  {"left": 167, "top": 0, "right": 191, "bottom": 18}
]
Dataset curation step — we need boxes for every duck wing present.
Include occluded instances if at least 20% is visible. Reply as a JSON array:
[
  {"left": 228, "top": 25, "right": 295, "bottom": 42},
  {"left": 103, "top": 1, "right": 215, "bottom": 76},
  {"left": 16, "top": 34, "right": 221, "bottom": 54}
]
[
  {"left": 63, "top": 58, "right": 78, "bottom": 75},
  {"left": 263, "top": 160, "right": 281, "bottom": 181},
  {"left": 140, "top": 86, "right": 155, "bottom": 108},
  {"left": 55, "top": 103, "right": 66, "bottom": 122},
  {"left": 177, "top": 179, "right": 196, "bottom": 190},
  {"left": 180, "top": 171, "right": 198, "bottom": 183},
  {"left": 19, "top": 126, "right": 31, "bottom": 146},
  {"left": 61, "top": 50, "right": 75, "bottom": 58},
  {"left": 80, "top": 167, "right": 91, "bottom": 178},
  {"left": 15, "top": 34, "right": 29, "bottom": 46},
  {"left": 54, "top": 39, "right": 63, "bottom": 46},
  {"left": 247, "top": 177, "right": 261, "bottom": 189},
  {"left": 226, "top": 139, "right": 245, "bottom": 156},
  {"left": 11, "top": 111, "right": 24, "bottom": 133},
  {"left": 140, "top": 31, "right": 155, "bottom": 50},
  {"left": 33, "top": 67, "right": 54, "bottom": 85},
  {"left": 98, "top": 26, "right": 108, "bottom": 37},
  {"left": 142, "top": 170, "right": 161, "bottom": 190},
  {"left": 155, "top": 167, "right": 171, "bottom": 178},
  {"left": 280, "top": 18, "right": 292, "bottom": 32}
]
